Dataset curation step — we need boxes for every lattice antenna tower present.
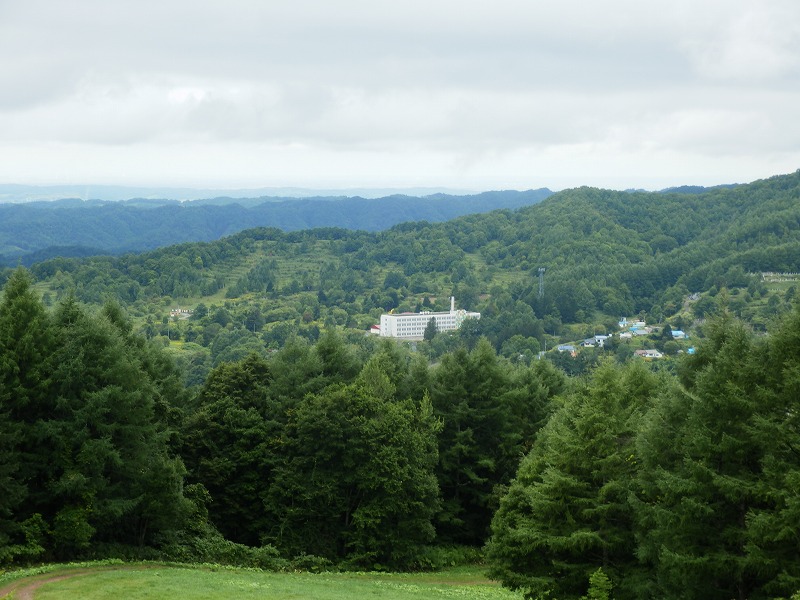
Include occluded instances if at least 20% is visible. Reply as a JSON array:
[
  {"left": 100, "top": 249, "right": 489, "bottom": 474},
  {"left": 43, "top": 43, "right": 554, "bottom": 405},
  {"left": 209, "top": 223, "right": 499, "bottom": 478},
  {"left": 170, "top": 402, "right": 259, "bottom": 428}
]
[{"left": 538, "top": 267, "right": 546, "bottom": 298}]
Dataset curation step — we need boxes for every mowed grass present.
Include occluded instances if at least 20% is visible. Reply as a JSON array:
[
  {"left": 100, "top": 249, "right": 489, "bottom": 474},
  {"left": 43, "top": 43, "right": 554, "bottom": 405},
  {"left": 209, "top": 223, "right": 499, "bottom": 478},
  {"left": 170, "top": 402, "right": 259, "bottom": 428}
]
[{"left": 30, "top": 565, "right": 523, "bottom": 600}]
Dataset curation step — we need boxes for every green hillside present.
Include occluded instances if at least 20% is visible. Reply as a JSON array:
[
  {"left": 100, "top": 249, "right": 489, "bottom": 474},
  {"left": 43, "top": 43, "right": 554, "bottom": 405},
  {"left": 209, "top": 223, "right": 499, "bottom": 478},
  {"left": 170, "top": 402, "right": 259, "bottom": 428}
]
[
  {"left": 2, "top": 172, "right": 800, "bottom": 599},
  {"left": 0, "top": 189, "right": 552, "bottom": 262},
  {"left": 8, "top": 170, "right": 797, "bottom": 368}
]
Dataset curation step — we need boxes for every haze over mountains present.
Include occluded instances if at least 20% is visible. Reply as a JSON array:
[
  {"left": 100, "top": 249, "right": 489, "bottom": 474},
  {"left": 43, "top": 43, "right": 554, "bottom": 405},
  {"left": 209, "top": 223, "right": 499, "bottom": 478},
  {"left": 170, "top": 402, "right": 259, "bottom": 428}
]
[
  {"left": 0, "top": 184, "right": 479, "bottom": 204},
  {"left": 0, "top": 188, "right": 553, "bottom": 265},
  {"left": 0, "top": 175, "right": 749, "bottom": 267}
]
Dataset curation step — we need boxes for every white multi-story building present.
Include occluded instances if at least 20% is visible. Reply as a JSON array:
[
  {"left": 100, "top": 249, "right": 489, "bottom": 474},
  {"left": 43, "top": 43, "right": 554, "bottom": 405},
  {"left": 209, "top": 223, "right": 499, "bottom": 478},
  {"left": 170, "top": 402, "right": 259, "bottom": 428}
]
[{"left": 378, "top": 297, "right": 480, "bottom": 339}]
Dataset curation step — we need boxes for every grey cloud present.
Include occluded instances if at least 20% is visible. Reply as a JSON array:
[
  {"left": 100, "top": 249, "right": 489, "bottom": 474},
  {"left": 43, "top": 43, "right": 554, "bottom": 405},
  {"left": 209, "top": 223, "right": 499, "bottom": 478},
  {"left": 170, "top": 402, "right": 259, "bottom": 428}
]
[{"left": 1, "top": 0, "right": 799, "bottom": 188}]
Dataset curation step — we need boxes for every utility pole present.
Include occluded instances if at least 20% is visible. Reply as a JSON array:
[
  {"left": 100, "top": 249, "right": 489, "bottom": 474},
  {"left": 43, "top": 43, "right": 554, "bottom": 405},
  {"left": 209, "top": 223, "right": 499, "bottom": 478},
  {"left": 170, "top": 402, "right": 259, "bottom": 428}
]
[{"left": 538, "top": 267, "right": 546, "bottom": 298}]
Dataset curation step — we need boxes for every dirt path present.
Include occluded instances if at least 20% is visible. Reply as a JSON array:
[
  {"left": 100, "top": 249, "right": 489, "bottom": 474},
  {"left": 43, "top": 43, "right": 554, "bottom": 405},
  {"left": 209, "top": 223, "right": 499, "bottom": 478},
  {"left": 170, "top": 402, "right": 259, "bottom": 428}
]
[
  {"left": 0, "top": 569, "right": 91, "bottom": 600},
  {"left": 0, "top": 568, "right": 96, "bottom": 599},
  {"left": 0, "top": 565, "right": 159, "bottom": 599}
]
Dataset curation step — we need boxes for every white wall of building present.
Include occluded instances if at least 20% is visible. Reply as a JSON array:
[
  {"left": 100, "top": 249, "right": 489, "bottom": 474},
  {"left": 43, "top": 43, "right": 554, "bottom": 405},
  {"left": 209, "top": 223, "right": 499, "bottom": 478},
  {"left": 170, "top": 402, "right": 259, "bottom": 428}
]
[{"left": 378, "top": 297, "right": 480, "bottom": 339}]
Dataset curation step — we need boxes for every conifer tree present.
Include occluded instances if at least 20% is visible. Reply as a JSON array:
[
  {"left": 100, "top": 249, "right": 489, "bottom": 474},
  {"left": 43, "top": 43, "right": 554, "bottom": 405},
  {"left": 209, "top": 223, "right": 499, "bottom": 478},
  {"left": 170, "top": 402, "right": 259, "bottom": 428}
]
[
  {"left": 488, "top": 361, "right": 658, "bottom": 600},
  {"left": 423, "top": 317, "right": 438, "bottom": 341},
  {"left": 747, "top": 303, "right": 800, "bottom": 597},
  {"left": 266, "top": 335, "right": 325, "bottom": 406},
  {"left": 402, "top": 353, "right": 432, "bottom": 403},
  {"left": 0, "top": 390, "right": 23, "bottom": 562},
  {"left": 0, "top": 268, "right": 54, "bottom": 561},
  {"left": 432, "top": 338, "right": 514, "bottom": 545},
  {"left": 0, "top": 275, "right": 189, "bottom": 559},
  {"left": 501, "top": 358, "right": 565, "bottom": 456},
  {"left": 634, "top": 310, "right": 800, "bottom": 599},
  {"left": 266, "top": 356, "right": 440, "bottom": 568},
  {"left": 182, "top": 353, "right": 276, "bottom": 545},
  {"left": 0, "top": 268, "right": 54, "bottom": 450},
  {"left": 102, "top": 300, "right": 189, "bottom": 446},
  {"left": 314, "top": 327, "right": 360, "bottom": 385},
  {"left": 43, "top": 297, "right": 187, "bottom": 554}
]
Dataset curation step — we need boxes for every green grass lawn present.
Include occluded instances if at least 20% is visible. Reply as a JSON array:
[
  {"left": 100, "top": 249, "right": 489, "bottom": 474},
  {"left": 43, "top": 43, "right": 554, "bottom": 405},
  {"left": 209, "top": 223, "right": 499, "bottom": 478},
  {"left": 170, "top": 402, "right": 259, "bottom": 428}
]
[{"left": 14, "top": 565, "right": 522, "bottom": 600}]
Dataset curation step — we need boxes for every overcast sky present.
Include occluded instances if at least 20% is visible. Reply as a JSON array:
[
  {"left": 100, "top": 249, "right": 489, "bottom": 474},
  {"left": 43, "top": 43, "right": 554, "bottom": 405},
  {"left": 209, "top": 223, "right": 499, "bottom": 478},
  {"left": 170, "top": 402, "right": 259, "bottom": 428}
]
[{"left": 1, "top": 0, "right": 799, "bottom": 192}]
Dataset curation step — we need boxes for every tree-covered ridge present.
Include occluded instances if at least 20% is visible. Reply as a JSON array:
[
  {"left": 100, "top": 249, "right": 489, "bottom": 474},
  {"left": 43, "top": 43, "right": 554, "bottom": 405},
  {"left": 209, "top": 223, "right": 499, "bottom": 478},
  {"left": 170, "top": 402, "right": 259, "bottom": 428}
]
[
  {"left": 8, "top": 170, "right": 796, "bottom": 372},
  {"left": 0, "top": 189, "right": 552, "bottom": 263}
]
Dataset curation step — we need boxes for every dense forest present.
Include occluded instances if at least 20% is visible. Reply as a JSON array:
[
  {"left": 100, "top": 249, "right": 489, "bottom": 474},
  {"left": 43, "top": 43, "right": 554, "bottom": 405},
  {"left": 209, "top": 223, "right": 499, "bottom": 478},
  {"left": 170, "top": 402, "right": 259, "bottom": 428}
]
[
  {"left": 5, "top": 170, "right": 798, "bottom": 383},
  {"left": 487, "top": 306, "right": 800, "bottom": 599},
  {"left": 1, "top": 171, "right": 800, "bottom": 598},
  {"left": 2, "top": 266, "right": 800, "bottom": 598},
  {"left": 0, "top": 268, "right": 563, "bottom": 568},
  {"left": 0, "top": 188, "right": 552, "bottom": 262}
]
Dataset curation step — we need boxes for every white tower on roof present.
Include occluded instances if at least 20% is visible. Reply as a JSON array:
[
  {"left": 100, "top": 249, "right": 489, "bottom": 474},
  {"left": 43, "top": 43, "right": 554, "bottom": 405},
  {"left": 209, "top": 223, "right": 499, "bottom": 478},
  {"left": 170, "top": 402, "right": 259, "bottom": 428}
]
[{"left": 377, "top": 297, "right": 480, "bottom": 339}]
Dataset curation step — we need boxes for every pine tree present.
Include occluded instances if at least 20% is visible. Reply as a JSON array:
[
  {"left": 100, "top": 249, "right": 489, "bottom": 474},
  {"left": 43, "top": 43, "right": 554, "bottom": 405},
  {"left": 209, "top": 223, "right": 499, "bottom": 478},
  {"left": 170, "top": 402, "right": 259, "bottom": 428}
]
[
  {"left": 488, "top": 361, "right": 658, "bottom": 600},
  {"left": 432, "top": 339, "right": 514, "bottom": 545},
  {"left": 182, "top": 353, "right": 276, "bottom": 545},
  {"left": 634, "top": 310, "right": 800, "bottom": 599},
  {"left": 266, "top": 356, "right": 440, "bottom": 568}
]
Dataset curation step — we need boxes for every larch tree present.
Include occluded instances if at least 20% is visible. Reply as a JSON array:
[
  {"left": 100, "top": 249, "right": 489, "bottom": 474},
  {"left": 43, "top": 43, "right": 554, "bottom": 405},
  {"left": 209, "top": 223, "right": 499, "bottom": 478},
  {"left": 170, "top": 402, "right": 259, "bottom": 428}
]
[
  {"left": 182, "top": 353, "right": 276, "bottom": 546},
  {"left": 0, "top": 273, "right": 189, "bottom": 560},
  {"left": 0, "top": 383, "right": 24, "bottom": 562},
  {"left": 314, "top": 327, "right": 360, "bottom": 385},
  {"left": 488, "top": 361, "right": 660, "bottom": 600},
  {"left": 423, "top": 317, "right": 438, "bottom": 342},
  {"left": 266, "top": 355, "right": 440, "bottom": 568},
  {"left": 634, "top": 310, "right": 800, "bottom": 599},
  {"left": 0, "top": 268, "right": 55, "bottom": 562},
  {"left": 432, "top": 338, "right": 514, "bottom": 545},
  {"left": 746, "top": 302, "right": 800, "bottom": 597},
  {"left": 43, "top": 297, "right": 187, "bottom": 555}
]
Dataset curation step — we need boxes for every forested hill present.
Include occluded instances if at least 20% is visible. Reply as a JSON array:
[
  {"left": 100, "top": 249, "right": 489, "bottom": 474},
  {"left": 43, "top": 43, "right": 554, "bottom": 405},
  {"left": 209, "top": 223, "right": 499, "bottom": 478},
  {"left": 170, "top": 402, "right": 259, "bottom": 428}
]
[
  {"left": 0, "top": 188, "right": 552, "bottom": 264},
  {"left": 11, "top": 170, "right": 797, "bottom": 358},
  {"left": 2, "top": 173, "right": 799, "bottom": 598}
]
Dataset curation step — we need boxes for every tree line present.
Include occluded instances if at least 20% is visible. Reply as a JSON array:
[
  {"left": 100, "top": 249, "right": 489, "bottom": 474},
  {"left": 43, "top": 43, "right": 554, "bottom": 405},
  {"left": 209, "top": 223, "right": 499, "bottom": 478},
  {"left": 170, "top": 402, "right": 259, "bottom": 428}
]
[
  {"left": 0, "top": 267, "right": 563, "bottom": 570},
  {"left": 0, "top": 189, "right": 553, "bottom": 264}
]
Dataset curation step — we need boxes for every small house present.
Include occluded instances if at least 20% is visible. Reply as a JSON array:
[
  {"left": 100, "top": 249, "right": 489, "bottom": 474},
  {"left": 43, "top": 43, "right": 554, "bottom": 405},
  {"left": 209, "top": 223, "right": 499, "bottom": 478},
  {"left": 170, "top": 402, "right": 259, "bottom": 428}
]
[{"left": 635, "top": 349, "right": 663, "bottom": 360}]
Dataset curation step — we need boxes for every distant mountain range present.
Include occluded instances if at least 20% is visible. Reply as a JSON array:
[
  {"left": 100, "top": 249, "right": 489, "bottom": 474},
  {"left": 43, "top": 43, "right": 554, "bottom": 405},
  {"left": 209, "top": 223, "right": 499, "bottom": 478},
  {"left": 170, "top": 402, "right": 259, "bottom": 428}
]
[
  {"left": 0, "top": 184, "right": 478, "bottom": 203},
  {"left": 0, "top": 188, "right": 553, "bottom": 265},
  {"left": 19, "top": 170, "right": 800, "bottom": 340}
]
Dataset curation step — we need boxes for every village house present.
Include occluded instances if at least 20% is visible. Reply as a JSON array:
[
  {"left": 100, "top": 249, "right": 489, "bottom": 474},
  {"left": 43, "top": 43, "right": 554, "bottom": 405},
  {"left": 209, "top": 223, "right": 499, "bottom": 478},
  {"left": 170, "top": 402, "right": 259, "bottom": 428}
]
[{"left": 635, "top": 349, "right": 663, "bottom": 360}]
